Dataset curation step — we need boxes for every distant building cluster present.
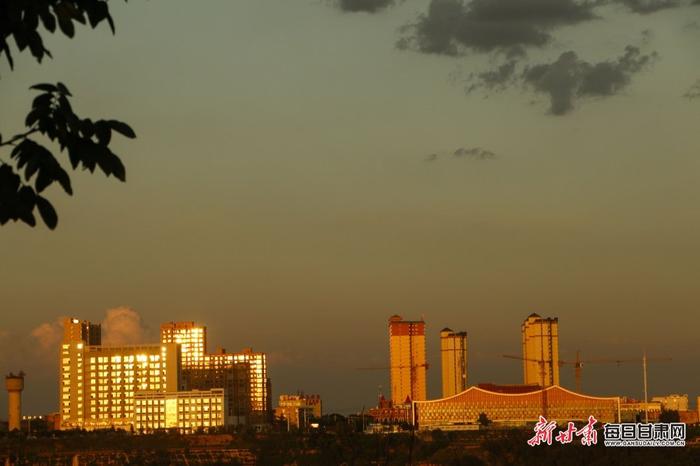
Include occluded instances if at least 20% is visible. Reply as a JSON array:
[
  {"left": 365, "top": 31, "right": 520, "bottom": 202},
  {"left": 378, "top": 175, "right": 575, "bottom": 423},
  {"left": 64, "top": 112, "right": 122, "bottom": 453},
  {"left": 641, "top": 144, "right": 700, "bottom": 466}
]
[
  {"left": 2, "top": 313, "right": 698, "bottom": 434},
  {"left": 58, "top": 318, "right": 270, "bottom": 433},
  {"left": 373, "top": 313, "right": 698, "bottom": 431}
]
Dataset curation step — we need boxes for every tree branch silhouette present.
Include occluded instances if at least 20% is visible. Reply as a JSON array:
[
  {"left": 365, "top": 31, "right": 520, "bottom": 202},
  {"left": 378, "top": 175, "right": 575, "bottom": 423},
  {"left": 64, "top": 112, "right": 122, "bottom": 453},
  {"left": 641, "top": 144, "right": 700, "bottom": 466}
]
[{"left": 0, "top": 0, "right": 134, "bottom": 229}]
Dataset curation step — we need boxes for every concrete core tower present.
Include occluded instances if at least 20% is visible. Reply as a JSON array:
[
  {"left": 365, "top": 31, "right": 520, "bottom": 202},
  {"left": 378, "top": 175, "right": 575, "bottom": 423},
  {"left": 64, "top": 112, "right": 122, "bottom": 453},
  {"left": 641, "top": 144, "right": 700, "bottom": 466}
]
[{"left": 5, "top": 371, "right": 25, "bottom": 431}]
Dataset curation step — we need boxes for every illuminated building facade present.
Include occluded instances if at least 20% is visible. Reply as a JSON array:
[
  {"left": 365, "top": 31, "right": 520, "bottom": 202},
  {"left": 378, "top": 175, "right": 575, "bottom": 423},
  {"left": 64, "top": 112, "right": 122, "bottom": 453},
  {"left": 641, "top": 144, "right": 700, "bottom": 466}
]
[
  {"left": 521, "top": 313, "right": 559, "bottom": 387},
  {"left": 440, "top": 328, "right": 468, "bottom": 398},
  {"left": 413, "top": 385, "right": 620, "bottom": 430},
  {"left": 60, "top": 317, "right": 180, "bottom": 430},
  {"left": 134, "top": 389, "right": 225, "bottom": 433},
  {"left": 160, "top": 323, "right": 270, "bottom": 424},
  {"left": 204, "top": 348, "right": 270, "bottom": 424},
  {"left": 61, "top": 344, "right": 180, "bottom": 430},
  {"left": 389, "top": 315, "right": 427, "bottom": 403},
  {"left": 160, "top": 322, "right": 206, "bottom": 367},
  {"left": 59, "top": 317, "right": 271, "bottom": 430},
  {"left": 275, "top": 393, "right": 322, "bottom": 429},
  {"left": 181, "top": 363, "right": 250, "bottom": 426}
]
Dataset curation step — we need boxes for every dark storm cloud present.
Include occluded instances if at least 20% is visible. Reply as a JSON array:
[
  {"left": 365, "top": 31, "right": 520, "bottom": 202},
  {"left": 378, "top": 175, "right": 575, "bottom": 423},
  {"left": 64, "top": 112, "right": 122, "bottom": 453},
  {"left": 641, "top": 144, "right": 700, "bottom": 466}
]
[
  {"left": 463, "top": 45, "right": 655, "bottom": 115},
  {"left": 454, "top": 147, "right": 496, "bottom": 159},
  {"left": 522, "top": 46, "right": 656, "bottom": 114},
  {"left": 337, "top": 0, "right": 396, "bottom": 12},
  {"left": 684, "top": 79, "right": 700, "bottom": 99},
  {"left": 398, "top": 0, "right": 598, "bottom": 56},
  {"left": 466, "top": 60, "right": 519, "bottom": 93},
  {"left": 426, "top": 147, "right": 497, "bottom": 161},
  {"left": 615, "top": 0, "right": 680, "bottom": 14}
]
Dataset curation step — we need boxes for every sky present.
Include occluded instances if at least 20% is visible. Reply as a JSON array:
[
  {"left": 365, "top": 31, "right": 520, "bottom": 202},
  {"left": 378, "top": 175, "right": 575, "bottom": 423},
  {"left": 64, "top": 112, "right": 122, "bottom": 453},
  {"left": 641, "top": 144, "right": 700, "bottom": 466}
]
[{"left": 1, "top": 0, "right": 699, "bottom": 415}]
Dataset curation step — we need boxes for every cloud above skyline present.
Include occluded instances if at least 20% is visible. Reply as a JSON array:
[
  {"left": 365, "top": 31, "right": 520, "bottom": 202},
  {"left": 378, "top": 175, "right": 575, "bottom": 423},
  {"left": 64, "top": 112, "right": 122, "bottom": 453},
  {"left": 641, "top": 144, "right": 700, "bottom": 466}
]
[
  {"left": 388, "top": 0, "right": 698, "bottom": 114},
  {"left": 464, "top": 45, "right": 656, "bottom": 114},
  {"left": 101, "top": 307, "right": 148, "bottom": 346},
  {"left": 684, "top": 79, "right": 700, "bottom": 99},
  {"left": 30, "top": 319, "right": 64, "bottom": 352},
  {"left": 611, "top": 0, "right": 700, "bottom": 14},
  {"left": 426, "top": 146, "right": 498, "bottom": 161},
  {"left": 523, "top": 45, "right": 657, "bottom": 114},
  {"left": 336, "top": 0, "right": 397, "bottom": 13},
  {"left": 397, "top": 0, "right": 597, "bottom": 57}
]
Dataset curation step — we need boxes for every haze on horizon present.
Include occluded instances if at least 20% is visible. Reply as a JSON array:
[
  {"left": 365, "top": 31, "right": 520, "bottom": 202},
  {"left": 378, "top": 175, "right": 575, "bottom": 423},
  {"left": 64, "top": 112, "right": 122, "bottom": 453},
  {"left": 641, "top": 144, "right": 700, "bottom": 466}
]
[{"left": 1, "top": 0, "right": 699, "bottom": 415}]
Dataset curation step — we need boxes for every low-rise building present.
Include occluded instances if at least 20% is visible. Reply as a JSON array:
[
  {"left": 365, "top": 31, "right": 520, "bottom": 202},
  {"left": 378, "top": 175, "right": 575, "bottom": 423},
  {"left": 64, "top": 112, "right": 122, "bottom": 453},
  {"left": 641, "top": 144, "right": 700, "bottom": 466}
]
[
  {"left": 275, "top": 393, "right": 322, "bottom": 429},
  {"left": 134, "top": 389, "right": 225, "bottom": 433},
  {"left": 367, "top": 395, "right": 411, "bottom": 425},
  {"left": 651, "top": 394, "right": 689, "bottom": 412},
  {"left": 619, "top": 397, "right": 662, "bottom": 422},
  {"left": 413, "top": 385, "right": 620, "bottom": 430}
]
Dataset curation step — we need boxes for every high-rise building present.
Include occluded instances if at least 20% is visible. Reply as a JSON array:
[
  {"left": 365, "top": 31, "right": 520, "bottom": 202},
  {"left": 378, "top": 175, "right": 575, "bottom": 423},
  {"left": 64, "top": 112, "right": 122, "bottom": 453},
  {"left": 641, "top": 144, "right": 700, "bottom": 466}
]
[
  {"left": 440, "top": 328, "right": 468, "bottom": 398},
  {"left": 59, "top": 318, "right": 181, "bottom": 430},
  {"left": 521, "top": 313, "right": 559, "bottom": 387},
  {"left": 160, "top": 323, "right": 270, "bottom": 425},
  {"left": 204, "top": 348, "right": 270, "bottom": 424},
  {"left": 388, "top": 315, "right": 427, "bottom": 404},
  {"left": 181, "top": 359, "right": 251, "bottom": 426}
]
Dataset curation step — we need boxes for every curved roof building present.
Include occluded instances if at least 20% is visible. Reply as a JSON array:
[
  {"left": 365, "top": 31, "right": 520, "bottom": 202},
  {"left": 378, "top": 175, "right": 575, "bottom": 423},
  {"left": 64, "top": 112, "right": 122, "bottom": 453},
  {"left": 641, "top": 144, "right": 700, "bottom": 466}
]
[{"left": 413, "top": 385, "right": 620, "bottom": 430}]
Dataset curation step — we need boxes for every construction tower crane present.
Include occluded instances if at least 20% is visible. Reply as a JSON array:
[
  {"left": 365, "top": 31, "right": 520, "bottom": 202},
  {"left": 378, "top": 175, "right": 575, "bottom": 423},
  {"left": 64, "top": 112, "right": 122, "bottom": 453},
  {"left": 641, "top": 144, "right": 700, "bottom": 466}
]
[{"left": 502, "top": 351, "right": 670, "bottom": 397}]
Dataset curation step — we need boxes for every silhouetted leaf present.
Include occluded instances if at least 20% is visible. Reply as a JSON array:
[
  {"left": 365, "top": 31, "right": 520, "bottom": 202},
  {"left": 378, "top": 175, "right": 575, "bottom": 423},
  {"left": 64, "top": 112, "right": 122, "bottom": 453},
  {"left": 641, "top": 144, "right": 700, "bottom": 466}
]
[
  {"left": 39, "top": 9, "right": 57, "bottom": 33},
  {"left": 57, "top": 15, "right": 75, "bottom": 38},
  {"left": 1, "top": 42, "right": 15, "bottom": 69},
  {"left": 94, "top": 121, "right": 112, "bottom": 145},
  {"left": 111, "top": 155, "right": 126, "bottom": 181},
  {"left": 29, "top": 83, "right": 57, "bottom": 93},
  {"left": 106, "top": 15, "right": 115, "bottom": 34},
  {"left": 36, "top": 170, "right": 52, "bottom": 192},
  {"left": 17, "top": 186, "right": 37, "bottom": 226},
  {"left": 36, "top": 196, "right": 58, "bottom": 229},
  {"left": 25, "top": 110, "right": 41, "bottom": 127},
  {"left": 56, "top": 168, "right": 73, "bottom": 195},
  {"left": 32, "top": 93, "right": 53, "bottom": 110},
  {"left": 108, "top": 120, "right": 136, "bottom": 138},
  {"left": 56, "top": 82, "right": 71, "bottom": 96}
]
